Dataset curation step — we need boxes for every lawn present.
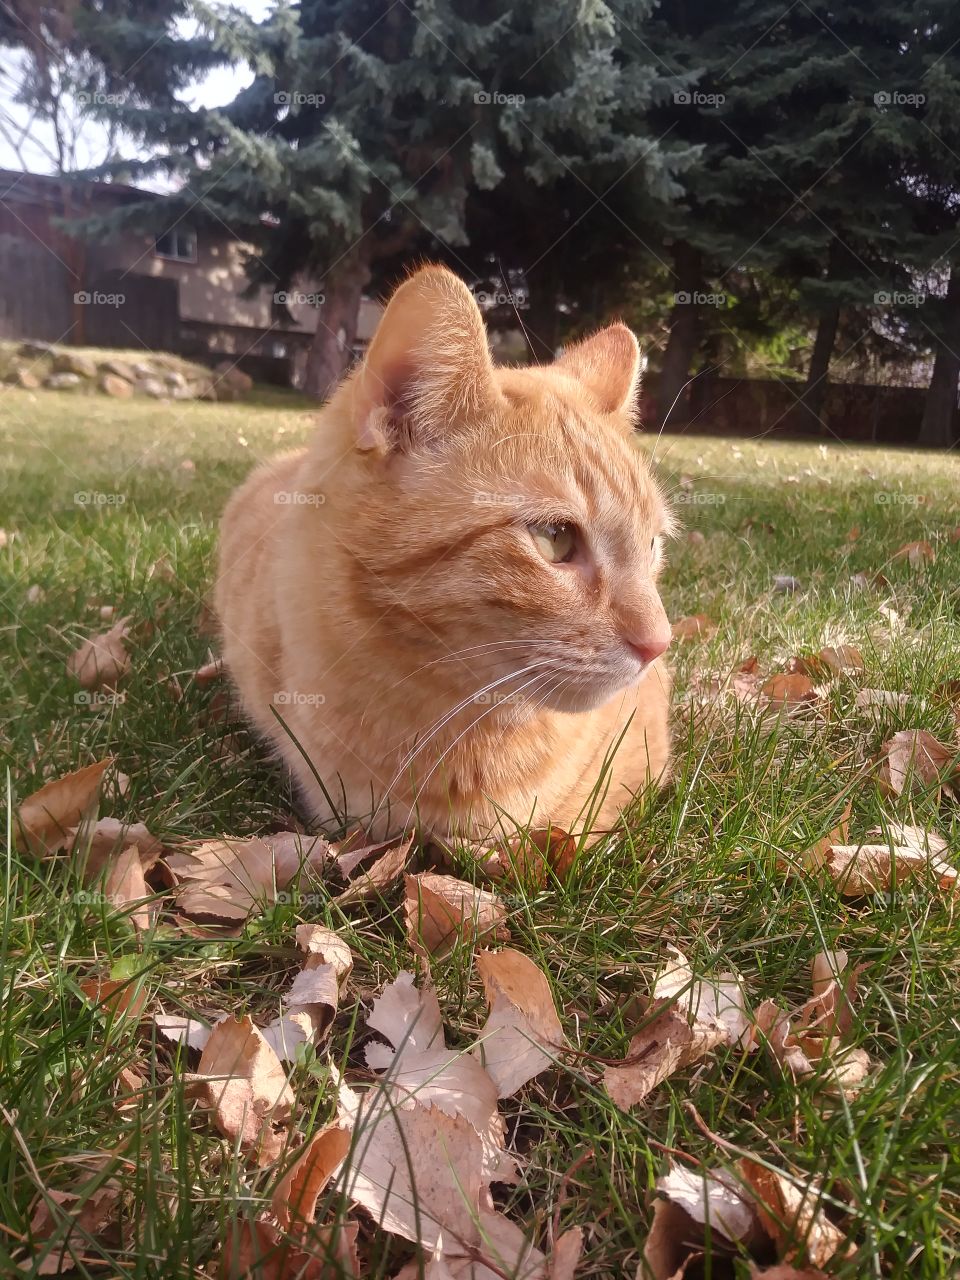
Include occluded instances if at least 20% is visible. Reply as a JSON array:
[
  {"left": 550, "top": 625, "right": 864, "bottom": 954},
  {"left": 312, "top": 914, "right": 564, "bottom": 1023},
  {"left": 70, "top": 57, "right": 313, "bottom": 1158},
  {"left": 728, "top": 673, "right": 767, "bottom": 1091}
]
[{"left": 1, "top": 382, "right": 959, "bottom": 1279}]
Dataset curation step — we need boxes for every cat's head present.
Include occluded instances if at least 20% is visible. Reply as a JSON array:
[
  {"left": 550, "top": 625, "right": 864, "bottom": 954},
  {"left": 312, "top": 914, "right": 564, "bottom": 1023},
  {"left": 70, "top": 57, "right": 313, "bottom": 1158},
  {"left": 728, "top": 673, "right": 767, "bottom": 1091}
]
[{"left": 328, "top": 265, "right": 673, "bottom": 714}]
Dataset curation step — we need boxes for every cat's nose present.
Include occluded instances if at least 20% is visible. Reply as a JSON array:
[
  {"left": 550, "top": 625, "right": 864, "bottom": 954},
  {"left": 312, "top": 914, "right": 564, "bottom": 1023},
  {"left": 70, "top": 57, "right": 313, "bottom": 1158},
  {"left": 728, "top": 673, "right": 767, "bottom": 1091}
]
[{"left": 625, "top": 629, "right": 671, "bottom": 666}]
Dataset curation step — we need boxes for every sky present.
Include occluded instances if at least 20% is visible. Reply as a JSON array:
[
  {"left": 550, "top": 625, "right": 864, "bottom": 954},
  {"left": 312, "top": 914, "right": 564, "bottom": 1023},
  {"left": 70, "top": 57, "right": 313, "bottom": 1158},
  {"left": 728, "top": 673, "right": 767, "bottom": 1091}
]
[{"left": 0, "top": 0, "right": 272, "bottom": 181}]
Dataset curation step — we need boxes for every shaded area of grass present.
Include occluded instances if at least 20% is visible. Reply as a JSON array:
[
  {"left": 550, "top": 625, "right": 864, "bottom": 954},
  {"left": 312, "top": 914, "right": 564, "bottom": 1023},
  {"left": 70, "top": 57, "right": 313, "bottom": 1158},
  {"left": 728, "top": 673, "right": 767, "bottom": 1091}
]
[{"left": 1, "top": 388, "right": 959, "bottom": 1277}]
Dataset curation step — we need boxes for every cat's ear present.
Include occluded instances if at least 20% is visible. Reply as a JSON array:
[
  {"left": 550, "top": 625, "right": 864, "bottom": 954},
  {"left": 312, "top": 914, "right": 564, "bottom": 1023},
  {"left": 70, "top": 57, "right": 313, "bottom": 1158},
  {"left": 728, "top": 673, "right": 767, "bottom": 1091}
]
[
  {"left": 353, "top": 265, "right": 499, "bottom": 452},
  {"left": 555, "top": 323, "right": 641, "bottom": 418}
]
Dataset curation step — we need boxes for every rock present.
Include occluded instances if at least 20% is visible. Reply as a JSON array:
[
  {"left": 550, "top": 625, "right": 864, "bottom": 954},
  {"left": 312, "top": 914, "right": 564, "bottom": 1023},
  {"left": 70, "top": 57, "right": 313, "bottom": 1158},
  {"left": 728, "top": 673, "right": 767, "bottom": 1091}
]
[
  {"left": 18, "top": 340, "right": 57, "bottom": 360},
  {"left": 196, "top": 381, "right": 218, "bottom": 402},
  {"left": 171, "top": 383, "right": 196, "bottom": 400},
  {"left": 100, "top": 373, "right": 134, "bottom": 398},
  {"left": 213, "top": 361, "right": 254, "bottom": 394},
  {"left": 10, "top": 367, "right": 40, "bottom": 389},
  {"left": 44, "top": 372, "right": 82, "bottom": 391},
  {"left": 164, "top": 370, "right": 187, "bottom": 389},
  {"left": 99, "top": 359, "right": 135, "bottom": 382},
  {"left": 138, "top": 377, "right": 167, "bottom": 399},
  {"left": 132, "top": 361, "right": 157, "bottom": 379},
  {"left": 53, "top": 352, "right": 98, "bottom": 378}
]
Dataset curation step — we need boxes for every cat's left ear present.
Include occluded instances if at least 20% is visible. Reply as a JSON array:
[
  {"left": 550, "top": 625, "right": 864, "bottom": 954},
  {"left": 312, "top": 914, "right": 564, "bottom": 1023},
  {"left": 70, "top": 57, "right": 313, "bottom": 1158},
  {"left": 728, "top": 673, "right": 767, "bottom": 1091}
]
[
  {"left": 555, "top": 323, "right": 641, "bottom": 419},
  {"left": 352, "top": 265, "right": 500, "bottom": 453}
]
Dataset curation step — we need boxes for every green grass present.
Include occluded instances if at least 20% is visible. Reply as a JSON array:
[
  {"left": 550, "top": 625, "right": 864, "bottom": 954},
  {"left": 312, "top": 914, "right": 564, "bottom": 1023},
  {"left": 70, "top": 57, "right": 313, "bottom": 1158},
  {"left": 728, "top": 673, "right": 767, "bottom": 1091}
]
[{"left": 1, "top": 384, "right": 959, "bottom": 1278}]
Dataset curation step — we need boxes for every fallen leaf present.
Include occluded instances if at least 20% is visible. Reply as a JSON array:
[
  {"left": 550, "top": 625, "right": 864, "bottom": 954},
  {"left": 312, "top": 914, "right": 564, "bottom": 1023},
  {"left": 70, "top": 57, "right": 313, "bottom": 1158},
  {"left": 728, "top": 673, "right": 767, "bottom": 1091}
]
[
  {"left": 220, "top": 1216, "right": 358, "bottom": 1279},
  {"left": 264, "top": 926, "right": 354, "bottom": 1062},
  {"left": 798, "top": 799, "right": 851, "bottom": 873},
  {"left": 739, "top": 1160, "right": 848, "bottom": 1269},
  {"left": 67, "top": 616, "right": 132, "bottom": 689},
  {"left": 154, "top": 1012, "right": 216, "bottom": 1051},
  {"left": 814, "top": 645, "right": 864, "bottom": 676},
  {"left": 336, "top": 836, "right": 412, "bottom": 904},
  {"left": 403, "top": 873, "right": 509, "bottom": 956},
  {"left": 338, "top": 1080, "right": 542, "bottom": 1275},
  {"left": 80, "top": 974, "right": 149, "bottom": 1023},
  {"left": 186, "top": 1015, "right": 295, "bottom": 1165},
  {"left": 473, "top": 825, "right": 578, "bottom": 888},
  {"left": 169, "top": 832, "right": 331, "bottom": 921},
  {"left": 16, "top": 758, "right": 113, "bottom": 854},
  {"left": 671, "top": 614, "right": 715, "bottom": 640},
  {"left": 821, "top": 843, "right": 957, "bottom": 895},
  {"left": 749, "top": 1266, "right": 828, "bottom": 1279},
  {"left": 550, "top": 1227, "right": 583, "bottom": 1280},
  {"left": 760, "top": 673, "right": 818, "bottom": 707},
  {"left": 471, "top": 948, "right": 567, "bottom": 1098},
  {"left": 271, "top": 1123, "right": 352, "bottom": 1230},
  {"left": 103, "top": 845, "right": 154, "bottom": 930},
  {"left": 892, "top": 539, "right": 935, "bottom": 567},
  {"left": 605, "top": 949, "right": 749, "bottom": 1111},
  {"left": 68, "top": 815, "right": 163, "bottom": 881},
  {"left": 773, "top": 575, "right": 801, "bottom": 593},
  {"left": 25, "top": 1182, "right": 121, "bottom": 1274},
  {"left": 364, "top": 972, "right": 514, "bottom": 1184},
  {"left": 640, "top": 1163, "right": 763, "bottom": 1279},
  {"left": 877, "top": 730, "right": 958, "bottom": 798}
]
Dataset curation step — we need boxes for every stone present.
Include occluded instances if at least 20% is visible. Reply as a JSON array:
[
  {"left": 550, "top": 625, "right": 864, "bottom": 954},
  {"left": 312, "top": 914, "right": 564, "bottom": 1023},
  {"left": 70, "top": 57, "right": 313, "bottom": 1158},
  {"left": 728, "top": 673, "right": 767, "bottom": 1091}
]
[
  {"left": 164, "top": 370, "right": 187, "bottom": 389},
  {"left": 100, "top": 373, "right": 134, "bottom": 398},
  {"left": 171, "top": 383, "right": 196, "bottom": 400},
  {"left": 132, "top": 361, "right": 157, "bottom": 378},
  {"left": 18, "top": 340, "right": 57, "bottom": 360},
  {"left": 196, "top": 381, "right": 218, "bottom": 402},
  {"left": 214, "top": 361, "right": 254, "bottom": 394},
  {"left": 99, "top": 359, "right": 135, "bottom": 382},
  {"left": 53, "top": 351, "right": 98, "bottom": 378},
  {"left": 10, "top": 367, "right": 40, "bottom": 389},
  {"left": 44, "top": 372, "right": 82, "bottom": 390},
  {"left": 138, "top": 377, "right": 167, "bottom": 399}
]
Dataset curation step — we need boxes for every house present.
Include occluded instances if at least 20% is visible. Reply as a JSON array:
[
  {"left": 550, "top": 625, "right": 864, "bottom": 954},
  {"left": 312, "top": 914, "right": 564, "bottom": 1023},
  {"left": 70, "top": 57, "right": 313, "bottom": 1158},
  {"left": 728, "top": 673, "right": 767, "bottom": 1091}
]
[{"left": 0, "top": 169, "right": 381, "bottom": 386}]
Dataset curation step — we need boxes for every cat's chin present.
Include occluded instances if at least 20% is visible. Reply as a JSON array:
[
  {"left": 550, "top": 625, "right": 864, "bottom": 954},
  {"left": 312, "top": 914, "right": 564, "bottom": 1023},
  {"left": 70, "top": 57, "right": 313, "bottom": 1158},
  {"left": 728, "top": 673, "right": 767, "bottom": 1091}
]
[{"left": 537, "top": 667, "right": 648, "bottom": 715}]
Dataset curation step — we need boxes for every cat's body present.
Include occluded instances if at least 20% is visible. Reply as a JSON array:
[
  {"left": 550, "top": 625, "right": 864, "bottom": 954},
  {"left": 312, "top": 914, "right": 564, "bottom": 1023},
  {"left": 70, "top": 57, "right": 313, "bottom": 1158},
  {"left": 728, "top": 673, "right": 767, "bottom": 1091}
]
[{"left": 216, "top": 267, "right": 673, "bottom": 841}]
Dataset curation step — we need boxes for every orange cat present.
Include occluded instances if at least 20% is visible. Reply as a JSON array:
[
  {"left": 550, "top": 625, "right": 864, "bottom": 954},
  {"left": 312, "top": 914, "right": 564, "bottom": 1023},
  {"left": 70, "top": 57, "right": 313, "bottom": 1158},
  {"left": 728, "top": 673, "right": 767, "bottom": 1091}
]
[{"left": 216, "top": 266, "right": 673, "bottom": 842}]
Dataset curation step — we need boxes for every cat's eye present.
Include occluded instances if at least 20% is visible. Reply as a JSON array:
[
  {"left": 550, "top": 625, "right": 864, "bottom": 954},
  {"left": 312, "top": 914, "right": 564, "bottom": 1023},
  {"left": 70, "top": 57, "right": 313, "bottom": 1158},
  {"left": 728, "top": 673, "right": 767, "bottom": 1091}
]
[{"left": 529, "top": 521, "right": 577, "bottom": 564}]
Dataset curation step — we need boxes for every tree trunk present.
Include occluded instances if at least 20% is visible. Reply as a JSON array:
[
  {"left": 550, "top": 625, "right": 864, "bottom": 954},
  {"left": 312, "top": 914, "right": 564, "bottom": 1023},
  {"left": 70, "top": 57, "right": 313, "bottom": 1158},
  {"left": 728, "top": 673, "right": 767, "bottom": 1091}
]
[
  {"left": 303, "top": 253, "right": 370, "bottom": 400},
  {"left": 794, "top": 304, "right": 840, "bottom": 434},
  {"left": 918, "top": 265, "right": 960, "bottom": 448},
  {"left": 658, "top": 241, "right": 703, "bottom": 427}
]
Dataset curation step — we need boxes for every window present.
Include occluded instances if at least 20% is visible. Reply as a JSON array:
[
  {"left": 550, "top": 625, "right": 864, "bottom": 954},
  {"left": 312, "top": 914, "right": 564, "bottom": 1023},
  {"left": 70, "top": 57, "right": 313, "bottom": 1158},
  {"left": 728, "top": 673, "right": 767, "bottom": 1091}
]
[{"left": 155, "top": 228, "right": 198, "bottom": 263}]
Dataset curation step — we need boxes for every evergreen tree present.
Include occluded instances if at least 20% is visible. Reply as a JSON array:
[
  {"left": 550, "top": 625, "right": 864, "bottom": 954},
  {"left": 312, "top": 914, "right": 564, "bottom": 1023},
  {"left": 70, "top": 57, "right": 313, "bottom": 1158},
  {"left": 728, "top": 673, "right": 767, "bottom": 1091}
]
[{"left": 85, "top": 0, "right": 689, "bottom": 396}]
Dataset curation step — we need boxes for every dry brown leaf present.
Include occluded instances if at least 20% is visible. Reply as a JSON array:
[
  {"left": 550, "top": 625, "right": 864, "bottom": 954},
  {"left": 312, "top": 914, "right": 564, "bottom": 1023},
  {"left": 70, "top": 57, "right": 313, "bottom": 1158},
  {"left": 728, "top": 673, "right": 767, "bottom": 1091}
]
[
  {"left": 821, "top": 843, "right": 957, "bottom": 895},
  {"left": 403, "top": 873, "right": 509, "bottom": 956},
  {"left": 471, "top": 948, "right": 567, "bottom": 1098},
  {"left": 80, "top": 975, "right": 148, "bottom": 1023},
  {"left": 549, "top": 1227, "right": 583, "bottom": 1280},
  {"left": 798, "top": 800, "right": 851, "bottom": 873},
  {"left": 739, "top": 1160, "right": 848, "bottom": 1270},
  {"left": 186, "top": 1015, "right": 295, "bottom": 1165},
  {"left": 263, "top": 925, "right": 354, "bottom": 1063},
  {"left": 338, "top": 1081, "right": 542, "bottom": 1276},
  {"left": 877, "top": 730, "right": 958, "bottom": 798},
  {"left": 271, "top": 1123, "right": 352, "bottom": 1230},
  {"left": 16, "top": 758, "right": 113, "bottom": 854},
  {"left": 854, "top": 688, "right": 908, "bottom": 711},
  {"left": 67, "top": 616, "right": 132, "bottom": 689},
  {"left": 605, "top": 949, "right": 749, "bottom": 1111},
  {"left": 169, "top": 833, "right": 331, "bottom": 920},
  {"left": 672, "top": 614, "right": 715, "bottom": 640},
  {"left": 760, "top": 673, "right": 819, "bottom": 707},
  {"left": 364, "top": 972, "right": 514, "bottom": 1184},
  {"left": 336, "top": 836, "right": 412, "bottom": 904},
  {"left": 68, "top": 816, "right": 163, "bottom": 881},
  {"left": 815, "top": 645, "right": 864, "bottom": 676},
  {"left": 103, "top": 845, "right": 153, "bottom": 930},
  {"left": 220, "top": 1217, "right": 359, "bottom": 1280},
  {"left": 154, "top": 1012, "right": 217, "bottom": 1050},
  {"left": 639, "top": 1163, "right": 763, "bottom": 1280},
  {"left": 472, "top": 825, "right": 578, "bottom": 888},
  {"left": 892, "top": 539, "right": 935, "bottom": 567},
  {"left": 25, "top": 1183, "right": 121, "bottom": 1274}
]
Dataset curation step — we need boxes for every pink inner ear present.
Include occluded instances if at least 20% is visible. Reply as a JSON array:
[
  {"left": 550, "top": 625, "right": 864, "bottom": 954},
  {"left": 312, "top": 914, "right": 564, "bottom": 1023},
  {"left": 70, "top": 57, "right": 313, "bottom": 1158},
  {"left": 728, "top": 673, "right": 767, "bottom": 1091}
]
[{"left": 556, "top": 323, "right": 640, "bottom": 415}]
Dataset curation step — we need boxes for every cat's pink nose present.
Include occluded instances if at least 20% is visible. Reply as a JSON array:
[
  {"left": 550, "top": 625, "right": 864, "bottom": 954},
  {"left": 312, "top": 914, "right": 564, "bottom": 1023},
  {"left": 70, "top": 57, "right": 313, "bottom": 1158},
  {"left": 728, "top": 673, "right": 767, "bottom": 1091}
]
[{"left": 626, "top": 630, "right": 671, "bottom": 666}]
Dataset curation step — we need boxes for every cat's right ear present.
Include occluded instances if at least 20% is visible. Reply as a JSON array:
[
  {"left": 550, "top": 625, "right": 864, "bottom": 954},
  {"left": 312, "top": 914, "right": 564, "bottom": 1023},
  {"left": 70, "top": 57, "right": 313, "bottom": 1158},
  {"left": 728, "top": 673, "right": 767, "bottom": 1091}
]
[{"left": 352, "top": 266, "right": 500, "bottom": 453}]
